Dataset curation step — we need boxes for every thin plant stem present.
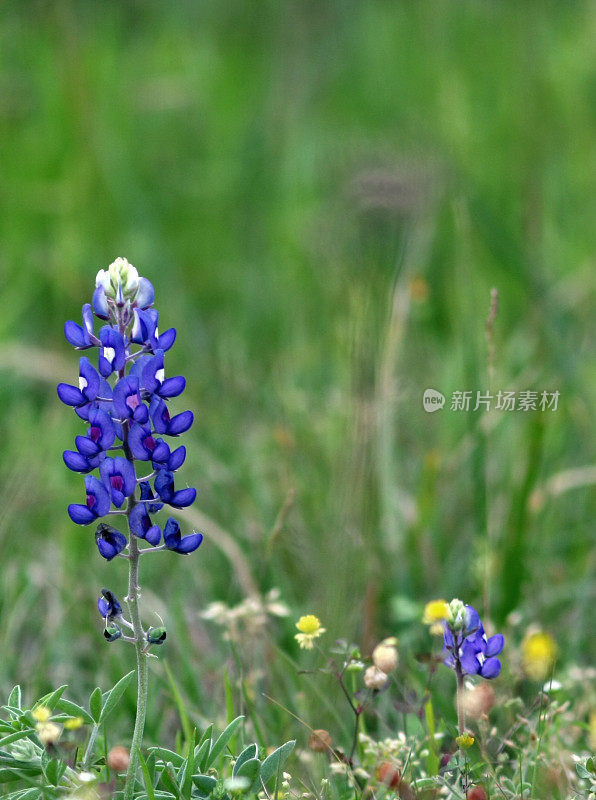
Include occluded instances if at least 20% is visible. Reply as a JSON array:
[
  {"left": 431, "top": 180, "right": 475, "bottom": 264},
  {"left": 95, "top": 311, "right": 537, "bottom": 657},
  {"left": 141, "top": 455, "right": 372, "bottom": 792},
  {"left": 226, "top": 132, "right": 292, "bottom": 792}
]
[
  {"left": 455, "top": 661, "right": 466, "bottom": 737},
  {"left": 82, "top": 723, "right": 101, "bottom": 770}
]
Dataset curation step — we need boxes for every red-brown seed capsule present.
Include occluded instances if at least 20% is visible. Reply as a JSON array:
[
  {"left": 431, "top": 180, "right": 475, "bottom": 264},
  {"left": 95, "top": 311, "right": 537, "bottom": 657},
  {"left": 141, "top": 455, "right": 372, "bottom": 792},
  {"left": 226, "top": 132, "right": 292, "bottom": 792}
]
[{"left": 107, "top": 745, "right": 130, "bottom": 772}]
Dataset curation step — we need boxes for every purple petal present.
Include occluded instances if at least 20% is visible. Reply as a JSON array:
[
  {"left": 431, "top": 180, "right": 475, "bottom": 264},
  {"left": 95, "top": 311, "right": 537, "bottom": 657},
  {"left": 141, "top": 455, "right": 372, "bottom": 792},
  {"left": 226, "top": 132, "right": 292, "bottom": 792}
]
[{"left": 76, "top": 435, "right": 99, "bottom": 456}]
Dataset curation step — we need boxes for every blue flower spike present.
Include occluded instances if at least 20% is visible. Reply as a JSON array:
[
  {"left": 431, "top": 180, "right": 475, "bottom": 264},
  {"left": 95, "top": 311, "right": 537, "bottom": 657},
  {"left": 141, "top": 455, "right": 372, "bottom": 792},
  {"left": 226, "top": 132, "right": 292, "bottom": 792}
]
[
  {"left": 442, "top": 599, "right": 504, "bottom": 680},
  {"left": 59, "top": 257, "right": 203, "bottom": 664}
]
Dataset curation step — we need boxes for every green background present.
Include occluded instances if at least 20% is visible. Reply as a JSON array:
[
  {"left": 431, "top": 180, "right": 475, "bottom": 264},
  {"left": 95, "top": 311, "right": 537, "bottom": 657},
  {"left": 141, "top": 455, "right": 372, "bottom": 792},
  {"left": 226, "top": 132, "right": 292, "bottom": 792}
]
[{"left": 0, "top": 0, "right": 594, "bottom": 747}]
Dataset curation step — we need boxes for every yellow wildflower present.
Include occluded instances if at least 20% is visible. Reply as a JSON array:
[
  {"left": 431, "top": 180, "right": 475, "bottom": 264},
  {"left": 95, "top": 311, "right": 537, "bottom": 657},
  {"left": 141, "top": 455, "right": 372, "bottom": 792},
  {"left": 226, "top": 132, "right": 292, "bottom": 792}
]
[
  {"left": 295, "top": 615, "right": 325, "bottom": 649},
  {"left": 32, "top": 706, "right": 51, "bottom": 723},
  {"left": 423, "top": 599, "right": 449, "bottom": 635},
  {"left": 456, "top": 733, "right": 475, "bottom": 749},
  {"left": 521, "top": 630, "right": 557, "bottom": 681},
  {"left": 64, "top": 716, "right": 85, "bottom": 731}
]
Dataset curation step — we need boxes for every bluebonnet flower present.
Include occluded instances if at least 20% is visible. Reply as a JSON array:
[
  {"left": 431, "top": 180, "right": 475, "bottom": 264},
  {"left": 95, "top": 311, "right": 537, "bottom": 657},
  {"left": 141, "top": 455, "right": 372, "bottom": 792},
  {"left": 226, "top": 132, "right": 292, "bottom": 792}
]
[
  {"left": 442, "top": 601, "right": 504, "bottom": 680},
  {"left": 163, "top": 518, "right": 203, "bottom": 554},
  {"left": 59, "top": 257, "right": 204, "bottom": 662},
  {"left": 98, "top": 588, "right": 122, "bottom": 620},
  {"left": 95, "top": 523, "right": 128, "bottom": 560}
]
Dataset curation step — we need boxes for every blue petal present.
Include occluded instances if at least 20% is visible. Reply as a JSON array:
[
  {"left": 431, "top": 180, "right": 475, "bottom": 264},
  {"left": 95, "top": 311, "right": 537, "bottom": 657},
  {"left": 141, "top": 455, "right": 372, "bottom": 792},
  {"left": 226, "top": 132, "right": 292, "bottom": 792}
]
[
  {"left": 170, "top": 487, "right": 196, "bottom": 508},
  {"left": 157, "top": 328, "right": 176, "bottom": 351},
  {"left": 154, "top": 470, "right": 174, "bottom": 502},
  {"left": 135, "top": 277, "right": 154, "bottom": 309},
  {"left": 57, "top": 383, "right": 86, "bottom": 407},
  {"left": 159, "top": 376, "right": 186, "bottom": 398},
  {"left": 63, "top": 450, "right": 91, "bottom": 473},
  {"left": 480, "top": 657, "right": 501, "bottom": 679},
  {"left": 68, "top": 504, "right": 96, "bottom": 525},
  {"left": 168, "top": 410, "right": 194, "bottom": 435},
  {"left": 464, "top": 605, "right": 481, "bottom": 636},
  {"left": 129, "top": 503, "right": 151, "bottom": 538},
  {"left": 163, "top": 518, "right": 181, "bottom": 549},
  {"left": 175, "top": 532, "right": 203, "bottom": 554},
  {"left": 168, "top": 446, "right": 186, "bottom": 471},
  {"left": 145, "top": 525, "right": 162, "bottom": 546},
  {"left": 485, "top": 634, "right": 504, "bottom": 658},
  {"left": 64, "top": 320, "right": 88, "bottom": 349},
  {"left": 76, "top": 435, "right": 99, "bottom": 457},
  {"left": 93, "top": 286, "right": 110, "bottom": 319},
  {"left": 460, "top": 649, "right": 481, "bottom": 676}
]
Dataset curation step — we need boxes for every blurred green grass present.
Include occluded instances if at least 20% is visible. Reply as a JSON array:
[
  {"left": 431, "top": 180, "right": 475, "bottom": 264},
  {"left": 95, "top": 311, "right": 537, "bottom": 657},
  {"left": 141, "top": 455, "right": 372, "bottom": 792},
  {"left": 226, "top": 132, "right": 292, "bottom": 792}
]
[{"left": 1, "top": 0, "right": 595, "bottom": 748}]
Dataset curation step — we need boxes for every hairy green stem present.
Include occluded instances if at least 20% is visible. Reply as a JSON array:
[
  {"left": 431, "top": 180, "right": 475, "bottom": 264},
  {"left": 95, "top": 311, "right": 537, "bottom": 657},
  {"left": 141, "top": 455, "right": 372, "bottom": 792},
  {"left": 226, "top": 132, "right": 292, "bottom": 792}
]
[
  {"left": 455, "top": 661, "right": 465, "bottom": 736},
  {"left": 123, "top": 533, "right": 149, "bottom": 799},
  {"left": 82, "top": 723, "right": 100, "bottom": 770}
]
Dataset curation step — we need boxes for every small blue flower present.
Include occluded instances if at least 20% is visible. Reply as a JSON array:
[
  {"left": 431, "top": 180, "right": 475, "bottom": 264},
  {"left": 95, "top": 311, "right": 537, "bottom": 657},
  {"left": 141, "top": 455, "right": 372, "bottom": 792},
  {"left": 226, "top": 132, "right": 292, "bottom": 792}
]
[
  {"left": 129, "top": 504, "right": 162, "bottom": 546},
  {"left": 57, "top": 357, "right": 101, "bottom": 410},
  {"left": 69, "top": 476, "right": 111, "bottom": 525},
  {"left": 64, "top": 304, "right": 98, "bottom": 349},
  {"left": 442, "top": 604, "right": 504, "bottom": 680},
  {"left": 139, "top": 481, "right": 163, "bottom": 514},
  {"left": 150, "top": 396, "right": 193, "bottom": 436},
  {"left": 98, "top": 588, "right": 122, "bottom": 619},
  {"left": 154, "top": 469, "right": 196, "bottom": 508},
  {"left": 92, "top": 286, "right": 110, "bottom": 320},
  {"left": 113, "top": 375, "right": 149, "bottom": 423},
  {"left": 163, "top": 518, "right": 203, "bottom": 554},
  {"left": 98, "top": 327, "right": 126, "bottom": 378},
  {"left": 95, "top": 523, "right": 128, "bottom": 560},
  {"left": 100, "top": 457, "right": 137, "bottom": 508},
  {"left": 135, "top": 277, "right": 155, "bottom": 309}
]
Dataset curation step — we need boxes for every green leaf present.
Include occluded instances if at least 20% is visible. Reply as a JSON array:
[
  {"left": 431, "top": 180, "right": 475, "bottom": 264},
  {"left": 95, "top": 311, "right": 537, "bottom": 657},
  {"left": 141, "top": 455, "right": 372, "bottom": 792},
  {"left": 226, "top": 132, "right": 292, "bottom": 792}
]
[
  {"left": 148, "top": 747, "right": 185, "bottom": 768},
  {"left": 204, "top": 716, "right": 244, "bottom": 770},
  {"left": 89, "top": 687, "right": 103, "bottom": 724},
  {"left": 160, "top": 763, "right": 181, "bottom": 798},
  {"left": 99, "top": 670, "right": 134, "bottom": 724},
  {"left": 34, "top": 685, "right": 68, "bottom": 713},
  {"left": 233, "top": 744, "right": 258, "bottom": 776},
  {"left": 193, "top": 739, "right": 210, "bottom": 772},
  {"left": 236, "top": 757, "right": 261, "bottom": 790},
  {"left": 0, "top": 731, "right": 34, "bottom": 748},
  {"left": 3, "top": 789, "right": 45, "bottom": 800},
  {"left": 192, "top": 774, "right": 217, "bottom": 797},
  {"left": 179, "top": 730, "right": 195, "bottom": 800},
  {"left": 55, "top": 699, "right": 93, "bottom": 725},
  {"left": 138, "top": 748, "right": 158, "bottom": 800},
  {"left": 43, "top": 757, "right": 66, "bottom": 786},
  {"left": 7, "top": 687, "right": 22, "bottom": 711},
  {"left": 260, "top": 740, "right": 295, "bottom": 786}
]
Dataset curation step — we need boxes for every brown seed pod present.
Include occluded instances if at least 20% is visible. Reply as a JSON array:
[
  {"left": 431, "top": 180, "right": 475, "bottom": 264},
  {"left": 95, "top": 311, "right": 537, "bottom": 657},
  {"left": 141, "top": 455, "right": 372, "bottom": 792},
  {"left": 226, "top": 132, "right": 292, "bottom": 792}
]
[
  {"left": 107, "top": 745, "right": 130, "bottom": 772},
  {"left": 466, "top": 787, "right": 487, "bottom": 800},
  {"left": 308, "top": 729, "right": 332, "bottom": 752},
  {"left": 377, "top": 761, "right": 401, "bottom": 788}
]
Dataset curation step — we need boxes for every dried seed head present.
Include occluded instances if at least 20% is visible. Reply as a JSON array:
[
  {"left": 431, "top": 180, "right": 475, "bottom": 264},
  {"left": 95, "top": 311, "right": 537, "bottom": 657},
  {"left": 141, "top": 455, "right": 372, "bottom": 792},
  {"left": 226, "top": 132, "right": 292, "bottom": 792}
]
[
  {"left": 308, "top": 729, "right": 332, "bottom": 752},
  {"left": 107, "top": 745, "right": 130, "bottom": 772}
]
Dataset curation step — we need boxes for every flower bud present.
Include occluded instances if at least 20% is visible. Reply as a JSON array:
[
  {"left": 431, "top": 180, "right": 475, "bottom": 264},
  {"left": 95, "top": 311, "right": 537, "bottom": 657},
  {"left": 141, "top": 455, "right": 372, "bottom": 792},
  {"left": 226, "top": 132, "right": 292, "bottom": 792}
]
[
  {"left": 447, "top": 598, "right": 466, "bottom": 630},
  {"left": 146, "top": 626, "right": 167, "bottom": 646},
  {"left": 308, "top": 729, "right": 332, "bottom": 752},
  {"left": 107, "top": 745, "right": 130, "bottom": 772},
  {"left": 372, "top": 637, "right": 398, "bottom": 673},
  {"left": 364, "top": 665, "right": 388, "bottom": 690},
  {"left": 103, "top": 623, "right": 122, "bottom": 642},
  {"left": 96, "top": 258, "right": 140, "bottom": 302}
]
